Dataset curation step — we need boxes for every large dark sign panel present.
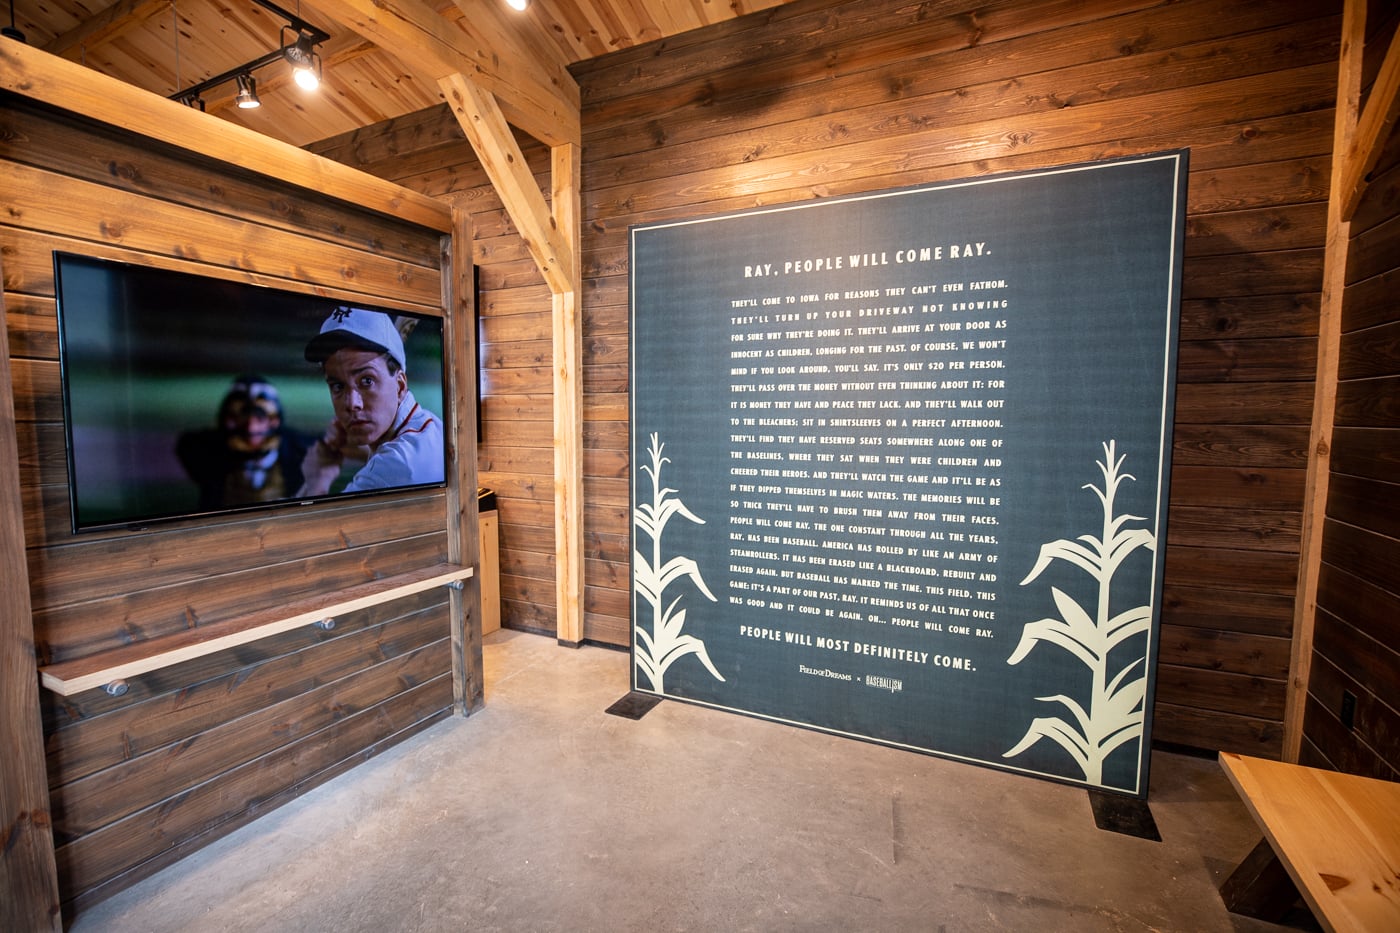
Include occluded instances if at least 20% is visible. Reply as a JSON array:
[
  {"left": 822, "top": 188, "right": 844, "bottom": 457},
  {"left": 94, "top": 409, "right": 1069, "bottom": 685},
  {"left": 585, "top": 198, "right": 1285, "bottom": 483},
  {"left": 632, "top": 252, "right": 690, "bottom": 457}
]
[{"left": 629, "top": 151, "right": 1187, "bottom": 796}]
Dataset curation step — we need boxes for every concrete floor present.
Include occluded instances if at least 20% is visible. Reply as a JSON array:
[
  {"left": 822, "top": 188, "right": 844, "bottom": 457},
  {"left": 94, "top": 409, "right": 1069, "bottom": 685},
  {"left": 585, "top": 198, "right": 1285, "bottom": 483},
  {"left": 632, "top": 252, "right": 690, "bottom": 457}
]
[{"left": 68, "top": 629, "right": 1318, "bottom": 932}]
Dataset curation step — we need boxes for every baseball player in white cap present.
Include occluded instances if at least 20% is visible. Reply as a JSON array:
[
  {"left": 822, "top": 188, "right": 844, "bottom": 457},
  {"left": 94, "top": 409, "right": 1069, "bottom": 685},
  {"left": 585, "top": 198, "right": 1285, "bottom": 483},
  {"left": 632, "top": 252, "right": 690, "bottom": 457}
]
[{"left": 297, "top": 306, "right": 444, "bottom": 496}]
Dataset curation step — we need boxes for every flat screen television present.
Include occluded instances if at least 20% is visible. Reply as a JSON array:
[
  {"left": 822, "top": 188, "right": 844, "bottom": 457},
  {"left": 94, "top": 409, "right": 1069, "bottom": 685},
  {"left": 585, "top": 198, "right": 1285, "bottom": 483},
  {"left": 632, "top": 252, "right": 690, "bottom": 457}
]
[{"left": 53, "top": 252, "right": 449, "bottom": 533}]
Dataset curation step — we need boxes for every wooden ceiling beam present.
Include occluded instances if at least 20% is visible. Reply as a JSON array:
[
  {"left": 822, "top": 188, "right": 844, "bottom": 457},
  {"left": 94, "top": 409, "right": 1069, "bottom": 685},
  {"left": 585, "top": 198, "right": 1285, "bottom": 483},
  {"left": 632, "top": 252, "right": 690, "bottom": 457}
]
[
  {"left": 0, "top": 41, "right": 452, "bottom": 232},
  {"left": 312, "top": 0, "right": 579, "bottom": 147},
  {"left": 444, "top": 0, "right": 571, "bottom": 85},
  {"left": 43, "top": 0, "right": 168, "bottom": 60}
]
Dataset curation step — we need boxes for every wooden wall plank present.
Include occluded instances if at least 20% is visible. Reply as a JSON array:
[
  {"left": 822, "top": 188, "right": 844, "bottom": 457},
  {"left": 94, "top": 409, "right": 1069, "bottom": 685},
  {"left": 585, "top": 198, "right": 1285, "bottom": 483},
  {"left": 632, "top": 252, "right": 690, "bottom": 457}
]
[
  {"left": 1171, "top": 424, "right": 1310, "bottom": 469},
  {"left": 1165, "top": 504, "right": 1302, "bottom": 552},
  {"left": 28, "top": 497, "right": 446, "bottom": 609},
  {"left": 1173, "top": 382, "right": 1314, "bottom": 424},
  {"left": 1311, "top": 605, "right": 1400, "bottom": 749},
  {"left": 1325, "top": 473, "right": 1400, "bottom": 537},
  {"left": 1153, "top": 702, "right": 1281, "bottom": 756},
  {"left": 0, "top": 163, "right": 443, "bottom": 308},
  {"left": 1335, "top": 374, "right": 1400, "bottom": 425},
  {"left": 1161, "top": 583, "right": 1295, "bottom": 638},
  {"left": 1178, "top": 294, "right": 1320, "bottom": 342},
  {"left": 1337, "top": 319, "right": 1400, "bottom": 378},
  {"left": 1155, "top": 664, "right": 1288, "bottom": 719}
]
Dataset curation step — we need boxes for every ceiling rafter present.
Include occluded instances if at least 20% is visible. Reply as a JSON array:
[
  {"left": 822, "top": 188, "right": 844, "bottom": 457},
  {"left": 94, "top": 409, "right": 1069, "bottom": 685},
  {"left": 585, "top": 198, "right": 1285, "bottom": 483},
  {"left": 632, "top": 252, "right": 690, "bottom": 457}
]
[
  {"left": 15, "top": 1, "right": 800, "bottom": 148},
  {"left": 44, "top": 0, "right": 170, "bottom": 59},
  {"left": 312, "top": 0, "right": 579, "bottom": 147}
]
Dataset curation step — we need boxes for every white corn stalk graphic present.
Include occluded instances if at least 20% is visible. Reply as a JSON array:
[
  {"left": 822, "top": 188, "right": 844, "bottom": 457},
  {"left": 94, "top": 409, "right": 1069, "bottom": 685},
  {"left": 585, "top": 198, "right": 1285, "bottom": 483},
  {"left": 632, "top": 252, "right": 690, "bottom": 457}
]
[
  {"left": 1004, "top": 440, "right": 1155, "bottom": 786},
  {"left": 633, "top": 433, "right": 724, "bottom": 693}
]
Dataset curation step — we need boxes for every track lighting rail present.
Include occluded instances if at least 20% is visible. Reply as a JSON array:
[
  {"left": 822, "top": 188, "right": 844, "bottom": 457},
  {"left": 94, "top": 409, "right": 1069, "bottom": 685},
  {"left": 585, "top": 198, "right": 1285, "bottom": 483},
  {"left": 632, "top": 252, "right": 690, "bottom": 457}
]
[{"left": 169, "top": 0, "right": 330, "bottom": 108}]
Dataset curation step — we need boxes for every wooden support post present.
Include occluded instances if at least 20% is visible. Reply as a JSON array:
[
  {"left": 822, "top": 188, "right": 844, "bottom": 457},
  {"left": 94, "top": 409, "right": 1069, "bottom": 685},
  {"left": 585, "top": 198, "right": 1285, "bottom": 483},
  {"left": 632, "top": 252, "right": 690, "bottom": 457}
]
[
  {"left": 552, "top": 142, "right": 584, "bottom": 646},
  {"left": 445, "top": 211, "right": 485, "bottom": 714},
  {"left": 0, "top": 261, "right": 62, "bottom": 930},
  {"left": 439, "top": 70, "right": 585, "bottom": 647},
  {"left": 1283, "top": 0, "right": 1365, "bottom": 761}
]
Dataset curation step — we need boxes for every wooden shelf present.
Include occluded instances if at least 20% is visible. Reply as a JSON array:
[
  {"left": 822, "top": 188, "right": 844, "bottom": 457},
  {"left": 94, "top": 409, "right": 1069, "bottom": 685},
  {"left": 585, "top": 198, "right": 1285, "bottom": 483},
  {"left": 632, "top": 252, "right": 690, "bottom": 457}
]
[{"left": 39, "top": 563, "right": 473, "bottom": 697}]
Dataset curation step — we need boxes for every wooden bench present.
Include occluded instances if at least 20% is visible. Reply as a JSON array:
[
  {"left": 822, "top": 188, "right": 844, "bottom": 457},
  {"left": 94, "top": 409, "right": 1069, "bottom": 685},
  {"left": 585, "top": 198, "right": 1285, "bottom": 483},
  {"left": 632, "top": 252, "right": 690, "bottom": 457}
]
[
  {"left": 39, "top": 562, "right": 473, "bottom": 696},
  {"left": 1219, "top": 751, "right": 1400, "bottom": 932}
]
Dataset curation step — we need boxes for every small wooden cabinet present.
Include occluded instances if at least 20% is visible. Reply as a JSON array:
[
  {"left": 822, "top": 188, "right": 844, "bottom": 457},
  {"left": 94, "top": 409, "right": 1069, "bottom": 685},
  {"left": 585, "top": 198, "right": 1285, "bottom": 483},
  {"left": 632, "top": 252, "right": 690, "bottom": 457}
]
[{"left": 479, "top": 507, "right": 500, "bottom": 635}]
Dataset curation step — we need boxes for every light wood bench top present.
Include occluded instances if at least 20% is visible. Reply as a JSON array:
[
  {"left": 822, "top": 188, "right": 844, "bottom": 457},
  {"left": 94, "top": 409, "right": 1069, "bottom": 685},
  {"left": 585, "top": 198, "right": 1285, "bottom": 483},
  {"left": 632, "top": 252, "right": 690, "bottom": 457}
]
[
  {"left": 40, "top": 562, "right": 472, "bottom": 696},
  {"left": 1220, "top": 751, "right": 1400, "bottom": 933}
]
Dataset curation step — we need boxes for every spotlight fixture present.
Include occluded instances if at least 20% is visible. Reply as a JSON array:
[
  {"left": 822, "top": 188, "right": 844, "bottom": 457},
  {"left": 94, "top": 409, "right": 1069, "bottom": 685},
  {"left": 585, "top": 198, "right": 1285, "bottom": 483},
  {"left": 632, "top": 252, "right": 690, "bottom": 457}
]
[
  {"left": 167, "top": 0, "right": 329, "bottom": 109},
  {"left": 280, "top": 27, "right": 322, "bottom": 91},
  {"left": 234, "top": 73, "right": 262, "bottom": 109},
  {"left": 505, "top": 0, "right": 529, "bottom": 10}
]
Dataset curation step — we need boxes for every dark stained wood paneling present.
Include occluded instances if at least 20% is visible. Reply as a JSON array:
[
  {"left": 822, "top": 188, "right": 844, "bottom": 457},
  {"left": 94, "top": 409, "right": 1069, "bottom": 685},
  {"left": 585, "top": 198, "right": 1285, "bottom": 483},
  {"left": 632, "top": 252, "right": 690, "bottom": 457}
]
[
  {"left": 1340, "top": 265, "right": 1400, "bottom": 332},
  {"left": 1152, "top": 701, "right": 1281, "bottom": 757},
  {"left": 1154, "top": 663, "right": 1287, "bottom": 719},
  {"left": 1299, "top": 693, "right": 1394, "bottom": 780},
  {"left": 1156, "top": 625, "right": 1292, "bottom": 680},
  {"left": 1325, "top": 473, "right": 1400, "bottom": 540},
  {"left": 1162, "top": 546, "right": 1302, "bottom": 596},
  {"left": 1334, "top": 373, "right": 1400, "bottom": 426},
  {"left": 1329, "top": 425, "right": 1400, "bottom": 483},
  {"left": 28, "top": 495, "right": 447, "bottom": 609},
  {"left": 1167, "top": 466, "right": 1307, "bottom": 511},
  {"left": 0, "top": 105, "right": 441, "bottom": 270},
  {"left": 1305, "top": 95, "right": 1400, "bottom": 775},
  {"left": 1177, "top": 294, "right": 1319, "bottom": 342},
  {"left": 1338, "top": 321, "right": 1400, "bottom": 380},
  {"left": 1319, "top": 518, "right": 1400, "bottom": 595},
  {"left": 57, "top": 676, "right": 453, "bottom": 908},
  {"left": 1175, "top": 336, "right": 1317, "bottom": 383},
  {"left": 1161, "top": 583, "right": 1295, "bottom": 638},
  {"left": 1173, "top": 382, "right": 1314, "bottom": 424},
  {"left": 2, "top": 164, "right": 441, "bottom": 309},
  {"left": 2, "top": 97, "right": 459, "bottom": 912},
  {"left": 35, "top": 534, "right": 448, "bottom": 664},
  {"left": 43, "top": 591, "right": 448, "bottom": 786},
  {"left": 1171, "top": 424, "right": 1310, "bottom": 469},
  {"left": 53, "top": 637, "right": 451, "bottom": 838},
  {"left": 1165, "top": 504, "right": 1301, "bottom": 552},
  {"left": 1303, "top": 653, "right": 1400, "bottom": 781}
]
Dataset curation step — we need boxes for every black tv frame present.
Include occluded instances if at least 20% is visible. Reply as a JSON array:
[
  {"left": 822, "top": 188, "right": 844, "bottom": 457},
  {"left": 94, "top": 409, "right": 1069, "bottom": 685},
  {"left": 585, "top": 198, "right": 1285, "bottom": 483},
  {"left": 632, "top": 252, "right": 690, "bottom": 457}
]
[{"left": 52, "top": 251, "right": 452, "bottom": 534}]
